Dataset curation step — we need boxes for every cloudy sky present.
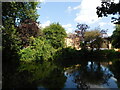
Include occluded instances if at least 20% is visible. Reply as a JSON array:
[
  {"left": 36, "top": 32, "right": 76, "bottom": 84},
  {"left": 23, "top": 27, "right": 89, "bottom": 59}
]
[{"left": 37, "top": 0, "right": 119, "bottom": 36}]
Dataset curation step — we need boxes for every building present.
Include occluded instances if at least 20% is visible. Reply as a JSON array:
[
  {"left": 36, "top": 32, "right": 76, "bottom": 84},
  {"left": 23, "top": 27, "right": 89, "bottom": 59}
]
[{"left": 65, "top": 33, "right": 80, "bottom": 50}]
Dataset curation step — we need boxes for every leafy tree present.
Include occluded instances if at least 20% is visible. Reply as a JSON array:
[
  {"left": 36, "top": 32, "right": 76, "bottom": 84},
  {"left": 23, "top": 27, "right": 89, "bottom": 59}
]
[
  {"left": 96, "top": 1, "right": 120, "bottom": 24},
  {"left": 2, "top": 2, "right": 40, "bottom": 65},
  {"left": 43, "top": 23, "right": 67, "bottom": 49},
  {"left": 2, "top": 19, "right": 21, "bottom": 74},
  {"left": 17, "top": 19, "right": 41, "bottom": 47},
  {"left": 84, "top": 30, "right": 103, "bottom": 50},
  {"left": 2, "top": 2, "right": 40, "bottom": 87},
  {"left": 2, "top": 2, "right": 39, "bottom": 26},
  {"left": 75, "top": 23, "right": 89, "bottom": 41},
  {"left": 112, "top": 25, "right": 120, "bottom": 48},
  {"left": 75, "top": 23, "right": 89, "bottom": 49}
]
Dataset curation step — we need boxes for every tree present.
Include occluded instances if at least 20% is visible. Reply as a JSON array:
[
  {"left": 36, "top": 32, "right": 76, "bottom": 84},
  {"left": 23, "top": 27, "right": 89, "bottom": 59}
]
[
  {"left": 96, "top": 1, "right": 120, "bottom": 24},
  {"left": 2, "top": 2, "right": 39, "bottom": 26},
  {"left": 75, "top": 23, "right": 89, "bottom": 49},
  {"left": 43, "top": 23, "right": 67, "bottom": 49},
  {"left": 2, "top": 2, "right": 40, "bottom": 84},
  {"left": 84, "top": 30, "right": 103, "bottom": 50},
  {"left": 112, "top": 25, "right": 120, "bottom": 48},
  {"left": 2, "top": 2, "right": 41, "bottom": 88},
  {"left": 75, "top": 23, "right": 89, "bottom": 41},
  {"left": 17, "top": 19, "right": 41, "bottom": 47}
]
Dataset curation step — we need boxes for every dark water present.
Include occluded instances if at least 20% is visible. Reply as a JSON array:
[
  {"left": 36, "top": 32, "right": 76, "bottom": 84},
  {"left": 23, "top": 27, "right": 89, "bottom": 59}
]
[
  {"left": 64, "top": 61, "right": 118, "bottom": 88},
  {"left": 3, "top": 60, "right": 120, "bottom": 89}
]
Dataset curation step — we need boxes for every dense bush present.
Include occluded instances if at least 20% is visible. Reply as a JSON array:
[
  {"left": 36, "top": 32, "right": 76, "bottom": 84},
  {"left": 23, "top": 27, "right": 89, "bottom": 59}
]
[
  {"left": 54, "top": 48, "right": 120, "bottom": 67},
  {"left": 99, "top": 49, "right": 120, "bottom": 61},
  {"left": 54, "top": 47, "right": 79, "bottom": 67},
  {"left": 19, "top": 37, "right": 55, "bottom": 62}
]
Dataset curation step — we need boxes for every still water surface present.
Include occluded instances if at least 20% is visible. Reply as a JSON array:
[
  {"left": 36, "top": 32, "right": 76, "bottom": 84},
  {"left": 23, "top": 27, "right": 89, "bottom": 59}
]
[
  {"left": 37, "top": 61, "right": 119, "bottom": 89},
  {"left": 64, "top": 61, "right": 118, "bottom": 88},
  {"left": 3, "top": 60, "right": 120, "bottom": 89}
]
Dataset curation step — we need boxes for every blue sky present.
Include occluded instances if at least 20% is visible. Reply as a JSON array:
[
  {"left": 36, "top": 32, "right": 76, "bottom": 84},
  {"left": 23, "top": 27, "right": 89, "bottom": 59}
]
[{"left": 37, "top": 0, "right": 119, "bottom": 36}]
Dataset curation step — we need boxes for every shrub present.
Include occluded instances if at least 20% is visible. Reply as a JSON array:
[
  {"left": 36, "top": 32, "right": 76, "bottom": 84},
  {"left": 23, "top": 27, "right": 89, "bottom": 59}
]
[{"left": 19, "top": 37, "right": 55, "bottom": 62}]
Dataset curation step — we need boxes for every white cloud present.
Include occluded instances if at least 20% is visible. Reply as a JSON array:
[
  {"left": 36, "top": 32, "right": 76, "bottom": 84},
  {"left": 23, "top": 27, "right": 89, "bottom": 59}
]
[
  {"left": 36, "top": 7, "right": 41, "bottom": 10},
  {"left": 66, "top": 5, "right": 81, "bottom": 13},
  {"left": 67, "top": 6, "right": 73, "bottom": 13},
  {"left": 74, "top": 0, "right": 101, "bottom": 24},
  {"left": 99, "top": 22, "right": 106, "bottom": 27},
  {"left": 36, "top": 0, "right": 45, "bottom": 2},
  {"left": 40, "top": 20, "right": 51, "bottom": 28},
  {"left": 113, "top": 0, "right": 119, "bottom": 3},
  {"left": 62, "top": 24, "right": 73, "bottom": 33},
  {"left": 73, "top": 5, "right": 81, "bottom": 10},
  {"left": 62, "top": 24, "right": 72, "bottom": 28}
]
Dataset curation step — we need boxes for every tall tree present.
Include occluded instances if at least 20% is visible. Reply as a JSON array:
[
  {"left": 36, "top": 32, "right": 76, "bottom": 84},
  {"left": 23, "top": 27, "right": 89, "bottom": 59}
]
[
  {"left": 2, "top": 2, "right": 39, "bottom": 26},
  {"left": 17, "top": 19, "right": 41, "bottom": 47},
  {"left": 112, "top": 25, "right": 120, "bottom": 48},
  {"left": 96, "top": 1, "right": 120, "bottom": 24},
  {"left": 2, "top": 2, "right": 40, "bottom": 79},
  {"left": 75, "top": 23, "right": 89, "bottom": 49},
  {"left": 84, "top": 30, "right": 103, "bottom": 50},
  {"left": 43, "top": 23, "right": 67, "bottom": 49},
  {"left": 75, "top": 23, "right": 89, "bottom": 41}
]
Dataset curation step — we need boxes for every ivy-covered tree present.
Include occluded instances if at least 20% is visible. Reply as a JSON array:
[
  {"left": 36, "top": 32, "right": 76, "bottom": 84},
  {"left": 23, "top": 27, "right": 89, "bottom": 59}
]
[
  {"left": 43, "top": 23, "right": 67, "bottom": 49},
  {"left": 112, "top": 25, "right": 120, "bottom": 48}
]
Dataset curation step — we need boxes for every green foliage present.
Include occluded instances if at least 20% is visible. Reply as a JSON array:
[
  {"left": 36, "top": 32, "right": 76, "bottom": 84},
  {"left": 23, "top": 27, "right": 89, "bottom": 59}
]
[
  {"left": 55, "top": 47, "right": 120, "bottom": 67},
  {"left": 2, "top": 2, "right": 40, "bottom": 73},
  {"left": 43, "top": 23, "right": 67, "bottom": 49},
  {"left": 96, "top": 1, "right": 120, "bottom": 24},
  {"left": 54, "top": 47, "right": 86, "bottom": 67},
  {"left": 17, "top": 19, "right": 42, "bottom": 47},
  {"left": 2, "top": 2, "right": 39, "bottom": 26},
  {"left": 84, "top": 30, "right": 101, "bottom": 42},
  {"left": 19, "top": 37, "right": 55, "bottom": 62},
  {"left": 84, "top": 30, "right": 103, "bottom": 50},
  {"left": 2, "top": 19, "right": 21, "bottom": 73},
  {"left": 112, "top": 25, "right": 120, "bottom": 48}
]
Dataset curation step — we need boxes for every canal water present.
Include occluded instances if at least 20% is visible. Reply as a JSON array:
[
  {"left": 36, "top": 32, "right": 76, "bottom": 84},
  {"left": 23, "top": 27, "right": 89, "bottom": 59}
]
[
  {"left": 37, "top": 61, "right": 119, "bottom": 89},
  {"left": 3, "top": 60, "right": 120, "bottom": 89},
  {"left": 64, "top": 61, "right": 118, "bottom": 88}
]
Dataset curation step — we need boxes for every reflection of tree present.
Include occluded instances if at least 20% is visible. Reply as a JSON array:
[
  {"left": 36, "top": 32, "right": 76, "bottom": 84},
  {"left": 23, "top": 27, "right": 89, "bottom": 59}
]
[
  {"left": 109, "top": 60, "right": 120, "bottom": 88},
  {"left": 38, "top": 68, "right": 66, "bottom": 89},
  {"left": 74, "top": 61, "right": 112, "bottom": 89},
  {"left": 3, "top": 62, "right": 66, "bottom": 89}
]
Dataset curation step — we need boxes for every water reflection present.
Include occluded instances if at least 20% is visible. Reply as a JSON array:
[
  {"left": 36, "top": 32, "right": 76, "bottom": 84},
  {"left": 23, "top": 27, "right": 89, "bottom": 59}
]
[
  {"left": 64, "top": 61, "right": 118, "bottom": 88},
  {"left": 109, "top": 60, "right": 120, "bottom": 88},
  {"left": 3, "top": 59, "right": 120, "bottom": 89},
  {"left": 3, "top": 61, "right": 66, "bottom": 89}
]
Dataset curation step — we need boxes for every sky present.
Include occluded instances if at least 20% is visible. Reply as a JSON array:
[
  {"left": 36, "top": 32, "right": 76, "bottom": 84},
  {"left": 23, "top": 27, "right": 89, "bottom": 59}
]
[{"left": 37, "top": 0, "right": 119, "bottom": 36}]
